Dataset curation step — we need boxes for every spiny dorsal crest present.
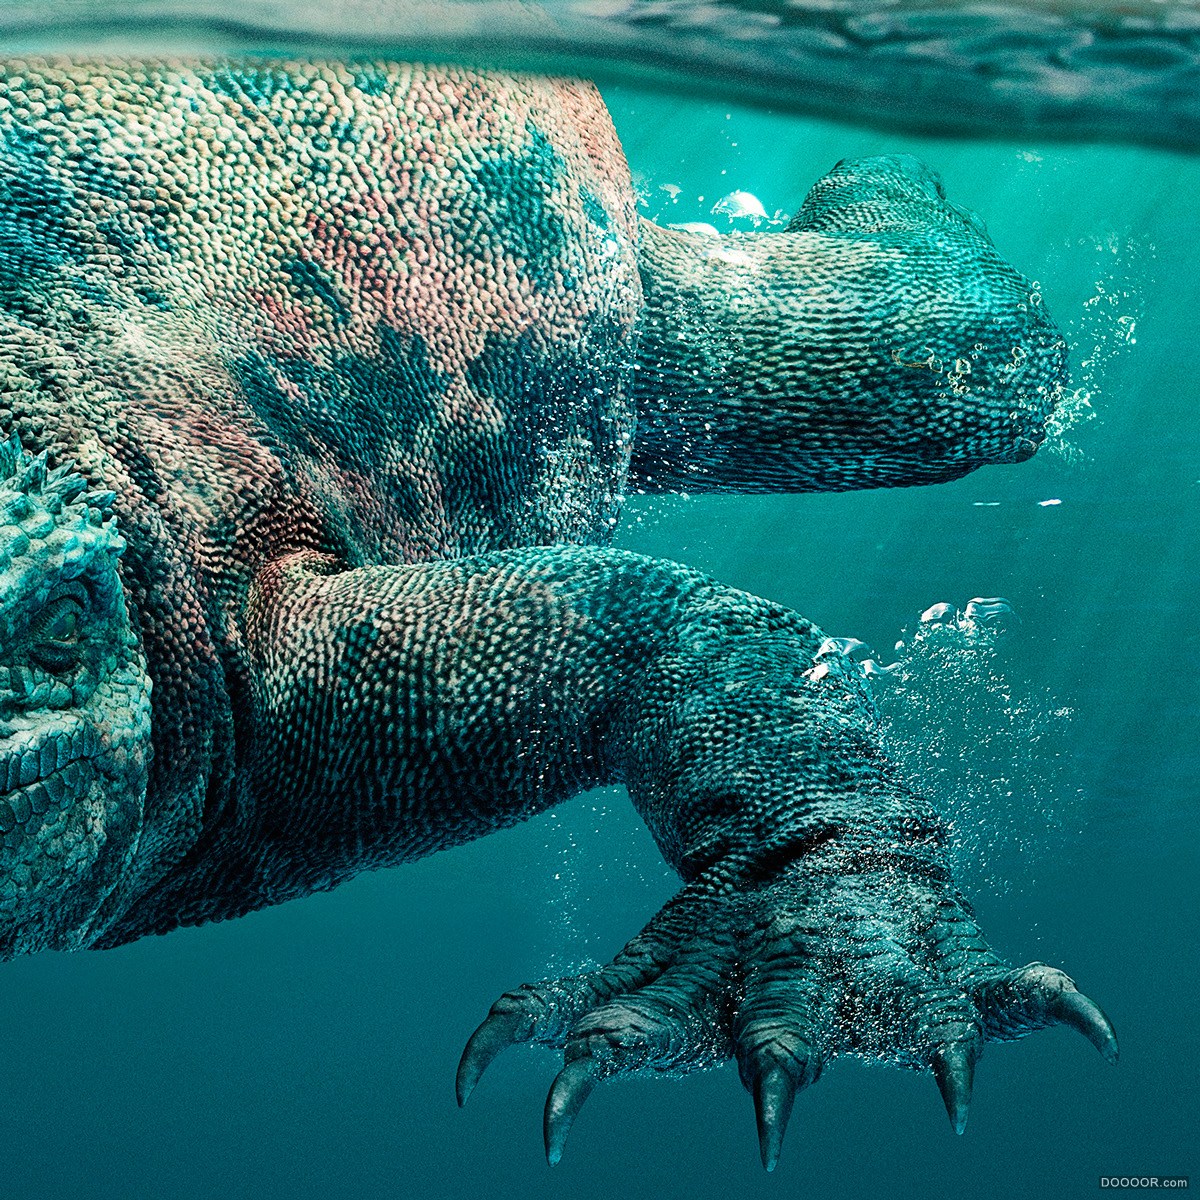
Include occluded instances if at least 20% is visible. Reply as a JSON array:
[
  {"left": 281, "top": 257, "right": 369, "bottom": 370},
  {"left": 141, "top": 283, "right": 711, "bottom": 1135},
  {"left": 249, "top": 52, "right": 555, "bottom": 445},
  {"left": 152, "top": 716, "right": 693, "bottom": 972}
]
[{"left": 0, "top": 433, "right": 123, "bottom": 549}]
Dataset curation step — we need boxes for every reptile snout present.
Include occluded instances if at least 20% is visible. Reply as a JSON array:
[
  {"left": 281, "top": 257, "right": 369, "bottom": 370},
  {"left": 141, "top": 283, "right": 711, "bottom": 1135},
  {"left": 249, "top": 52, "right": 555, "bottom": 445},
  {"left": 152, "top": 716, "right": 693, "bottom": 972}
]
[{"left": 0, "top": 724, "right": 101, "bottom": 835}]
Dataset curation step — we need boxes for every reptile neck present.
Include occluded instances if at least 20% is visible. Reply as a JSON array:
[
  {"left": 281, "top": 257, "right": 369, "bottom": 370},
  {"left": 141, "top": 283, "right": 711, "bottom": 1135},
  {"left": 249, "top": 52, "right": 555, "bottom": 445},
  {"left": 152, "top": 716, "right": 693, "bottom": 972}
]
[{"left": 631, "top": 218, "right": 821, "bottom": 493}]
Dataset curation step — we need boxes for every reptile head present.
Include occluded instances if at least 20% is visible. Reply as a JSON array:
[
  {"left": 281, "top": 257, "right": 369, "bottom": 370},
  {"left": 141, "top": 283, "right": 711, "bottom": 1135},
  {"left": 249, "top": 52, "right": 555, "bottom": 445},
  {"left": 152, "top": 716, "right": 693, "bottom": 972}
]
[
  {"left": 0, "top": 435, "right": 150, "bottom": 957},
  {"left": 787, "top": 154, "right": 1068, "bottom": 474}
]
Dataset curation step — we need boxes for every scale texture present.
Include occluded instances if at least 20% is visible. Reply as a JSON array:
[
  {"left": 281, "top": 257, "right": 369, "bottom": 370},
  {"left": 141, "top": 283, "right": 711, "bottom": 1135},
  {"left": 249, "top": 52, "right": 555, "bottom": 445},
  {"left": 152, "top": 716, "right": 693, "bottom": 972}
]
[{"left": 0, "top": 58, "right": 1111, "bottom": 1166}]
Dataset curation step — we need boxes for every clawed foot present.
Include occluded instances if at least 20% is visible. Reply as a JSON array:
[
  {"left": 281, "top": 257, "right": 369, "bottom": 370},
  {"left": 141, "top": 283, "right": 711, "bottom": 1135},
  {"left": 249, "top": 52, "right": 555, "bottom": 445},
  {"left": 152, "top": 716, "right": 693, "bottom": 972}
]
[{"left": 457, "top": 853, "right": 1116, "bottom": 1169}]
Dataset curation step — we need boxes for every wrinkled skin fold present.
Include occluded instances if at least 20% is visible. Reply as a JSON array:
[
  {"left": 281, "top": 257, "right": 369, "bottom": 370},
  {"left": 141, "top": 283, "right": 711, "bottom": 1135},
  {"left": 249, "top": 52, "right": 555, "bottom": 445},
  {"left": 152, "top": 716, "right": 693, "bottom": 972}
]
[{"left": 0, "top": 59, "right": 1113, "bottom": 1168}]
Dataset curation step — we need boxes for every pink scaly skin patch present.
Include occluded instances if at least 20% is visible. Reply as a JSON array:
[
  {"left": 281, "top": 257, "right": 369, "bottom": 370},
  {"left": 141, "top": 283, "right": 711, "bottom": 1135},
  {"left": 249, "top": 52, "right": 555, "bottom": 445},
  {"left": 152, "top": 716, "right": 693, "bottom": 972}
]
[
  {"left": 0, "top": 59, "right": 639, "bottom": 564},
  {"left": 280, "top": 71, "right": 632, "bottom": 369}
]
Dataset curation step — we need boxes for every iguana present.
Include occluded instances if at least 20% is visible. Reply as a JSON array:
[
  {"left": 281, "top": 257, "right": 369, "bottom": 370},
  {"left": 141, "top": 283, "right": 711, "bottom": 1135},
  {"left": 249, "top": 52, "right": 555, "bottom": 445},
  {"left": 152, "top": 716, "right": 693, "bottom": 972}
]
[{"left": 0, "top": 58, "right": 1114, "bottom": 1170}]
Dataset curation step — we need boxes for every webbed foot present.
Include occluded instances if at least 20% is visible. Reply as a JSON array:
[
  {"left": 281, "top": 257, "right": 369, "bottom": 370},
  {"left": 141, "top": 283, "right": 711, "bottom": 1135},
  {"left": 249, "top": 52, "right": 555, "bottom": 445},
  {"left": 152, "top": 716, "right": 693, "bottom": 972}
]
[{"left": 458, "top": 850, "right": 1115, "bottom": 1168}]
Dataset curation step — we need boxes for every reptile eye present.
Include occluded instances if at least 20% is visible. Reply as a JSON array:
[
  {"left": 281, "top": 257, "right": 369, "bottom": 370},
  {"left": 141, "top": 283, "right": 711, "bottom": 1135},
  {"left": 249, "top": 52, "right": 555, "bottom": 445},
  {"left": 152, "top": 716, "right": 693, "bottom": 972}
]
[
  {"left": 45, "top": 605, "right": 81, "bottom": 644},
  {"left": 30, "top": 595, "right": 86, "bottom": 671}
]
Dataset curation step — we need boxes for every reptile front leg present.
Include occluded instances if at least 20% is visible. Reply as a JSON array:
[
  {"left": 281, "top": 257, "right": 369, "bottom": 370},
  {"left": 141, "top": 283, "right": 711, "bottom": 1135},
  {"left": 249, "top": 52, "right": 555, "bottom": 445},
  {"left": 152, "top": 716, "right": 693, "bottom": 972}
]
[{"left": 243, "top": 547, "right": 1115, "bottom": 1167}]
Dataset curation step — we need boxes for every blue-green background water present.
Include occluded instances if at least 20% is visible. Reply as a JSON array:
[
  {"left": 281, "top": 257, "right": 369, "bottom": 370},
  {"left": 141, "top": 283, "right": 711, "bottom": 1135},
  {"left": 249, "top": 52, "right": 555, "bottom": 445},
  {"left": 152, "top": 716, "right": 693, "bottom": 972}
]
[{"left": 2, "top": 83, "right": 1196, "bottom": 1200}]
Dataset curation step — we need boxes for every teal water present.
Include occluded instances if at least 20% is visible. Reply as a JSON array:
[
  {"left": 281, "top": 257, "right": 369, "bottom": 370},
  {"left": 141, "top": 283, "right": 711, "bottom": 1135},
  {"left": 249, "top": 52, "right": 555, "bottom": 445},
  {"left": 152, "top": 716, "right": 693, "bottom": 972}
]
[
  {"left": 4, "top": 1, "right": 1198, "bottom": 149},
  {"left": 1, "top": 78, "right": 1197, "bottom": 1200}
]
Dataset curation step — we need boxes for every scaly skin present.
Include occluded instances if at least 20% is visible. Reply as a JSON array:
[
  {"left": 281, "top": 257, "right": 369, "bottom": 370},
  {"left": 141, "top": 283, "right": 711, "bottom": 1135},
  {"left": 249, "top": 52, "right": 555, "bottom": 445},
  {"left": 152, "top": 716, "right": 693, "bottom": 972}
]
[{"left": 0, "top": 58, "right": 1112, "bottom": 1168}]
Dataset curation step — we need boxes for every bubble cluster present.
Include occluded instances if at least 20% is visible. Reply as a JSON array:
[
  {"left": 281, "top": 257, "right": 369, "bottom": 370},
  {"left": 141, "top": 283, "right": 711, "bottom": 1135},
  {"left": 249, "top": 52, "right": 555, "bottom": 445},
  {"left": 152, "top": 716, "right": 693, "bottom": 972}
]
[{"left": 808, "top": 597, "right": 1075, "bottom": 889}]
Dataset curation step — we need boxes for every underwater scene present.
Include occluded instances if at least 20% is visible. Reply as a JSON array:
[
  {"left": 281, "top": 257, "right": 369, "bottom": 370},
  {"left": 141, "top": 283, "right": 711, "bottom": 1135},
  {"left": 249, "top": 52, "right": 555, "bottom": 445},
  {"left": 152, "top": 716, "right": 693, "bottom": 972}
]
[{"left": 0, "top": 5, "right": 1195, "bottom": 1200}]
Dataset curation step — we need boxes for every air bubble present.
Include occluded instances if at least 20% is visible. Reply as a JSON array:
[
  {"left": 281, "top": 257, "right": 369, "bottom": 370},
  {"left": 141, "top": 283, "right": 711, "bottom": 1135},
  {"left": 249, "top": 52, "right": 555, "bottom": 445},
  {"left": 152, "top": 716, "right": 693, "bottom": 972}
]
[
  {"left": 815, "top": 636, "right": 873, "bottom": 661},
  {"left": 666, "top": 221, "right": 720, "bottom": 237},
  {"left": 963, "top": 597, "right": 1020, "bottom": 631},
  {"left": 876, "top": 598, "right": 1075, "bottom": 890},
  {"left": 710, "top": 189, "right": 768, "bottom": 223},
  {"left": 808, "top": 637, "right": 898, "bottom": 689},
  {"left": 920, "top": 602, "right": 958, "bottom": 625}
]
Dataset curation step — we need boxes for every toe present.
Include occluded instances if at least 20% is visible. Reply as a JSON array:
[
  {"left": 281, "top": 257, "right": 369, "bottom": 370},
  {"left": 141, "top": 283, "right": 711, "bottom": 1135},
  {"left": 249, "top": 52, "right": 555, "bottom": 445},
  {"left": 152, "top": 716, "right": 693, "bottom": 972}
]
[
  {"left": 457, "top": 944, "right": 670, "bottom": 1104},
  {"left": 976, "top": 962, "right": 1119, "bottom": 1063},
  {"left": 565, "top": 966, "right": 727, "bottom": 1073},
  {"left": 932, "top": 1038, "right": 979, "bottom": 1134},
  {"left": 544, "top": 1058, "right": 600, "bottom": 1166},
  {"left": 538, "top": 964, "right": 730, "bottom": 1163},
  {"left": 733, "top": 910, "right": 829, "bottom": 1170}
]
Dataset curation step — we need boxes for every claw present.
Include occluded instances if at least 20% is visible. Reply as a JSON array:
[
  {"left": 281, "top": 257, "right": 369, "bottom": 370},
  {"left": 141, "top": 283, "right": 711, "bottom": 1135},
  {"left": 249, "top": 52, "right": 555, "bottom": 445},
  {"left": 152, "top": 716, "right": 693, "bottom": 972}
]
[
  {"left": 752, "top": 1065, "right": 798, "bottom": 1172},
  {"left": 932, "top": 1042, "right": 976, "bottom": 1135},
  {"left": 456, "top": 1013, "right": 523, "bottom": 1106},
  {"left": 544, "top": 1057, "right": 600, "bottom": 1166},
  {"left": 1047, "top": 989, "right": 1120, "bottom": 1065}
]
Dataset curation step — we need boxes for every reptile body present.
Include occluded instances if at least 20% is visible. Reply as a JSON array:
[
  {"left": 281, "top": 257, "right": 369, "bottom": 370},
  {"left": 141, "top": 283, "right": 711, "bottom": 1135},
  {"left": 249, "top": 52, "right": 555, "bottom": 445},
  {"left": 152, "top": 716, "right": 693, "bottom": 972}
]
[{"left": 0, "top": 59, "right": 1112, "bottom": 1167}]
